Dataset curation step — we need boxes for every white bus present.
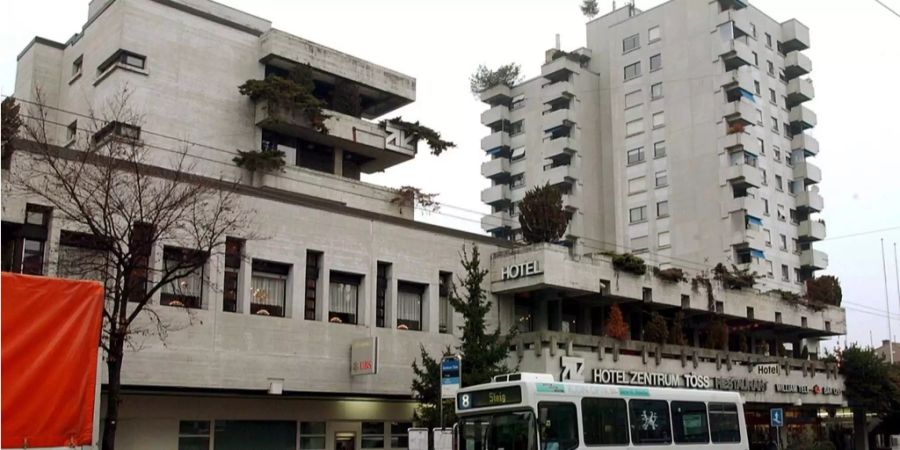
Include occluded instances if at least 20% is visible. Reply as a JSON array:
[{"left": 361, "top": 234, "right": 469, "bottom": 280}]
[{"left": 455, "top": 373, "right": 748, "bottom": 450}]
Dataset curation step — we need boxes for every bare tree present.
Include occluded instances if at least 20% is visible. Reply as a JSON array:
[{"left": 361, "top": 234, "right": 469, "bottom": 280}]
[{"left": 10, "top": 88, "right": 252, "bottom": 450}]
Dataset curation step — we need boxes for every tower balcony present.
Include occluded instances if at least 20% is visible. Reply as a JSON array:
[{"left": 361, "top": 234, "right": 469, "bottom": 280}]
[
  {"left": 789, "top": 105, "right": 817, "bottom": 133},
  {"left": 481, "top": 105, "right": 510, "bottom": 128},
  {"left": 718, "top": 39, "right": 754, "bottom": 71},
  {"left": 479, "top": 84, "right": 512, "bottom": 105},
  {"left": 481, "top": 131, "right": 511, "bottom": 154},
  {"left": 545, "top": 136, "right": 578, "bottom": 161},
  {"left": 723, "top": 98, "right": 757, "bottom": 127},
  {"left": 784, "top": 51, "right": 812, "bottom": 80},
  {"left": 720, "top": 67, "right": 756, "bottom": 95},
  {"left": 793, "top": 161, "right": 822, "bottom": 186},
  {"left": 800, "top": 248, "right": 828, "bottom": 271},
  {"left": 541, "top": 56, "right": 581, "bottom": 82},
  {"left": 543, "top": 108, "right": 577, "bottom": 133},
  {"left": 792, "top": 134, "right": 819, "bottom": 158},
  {"left": 542, "top": 164, "right": 577, "bottom": 188},
  {"left": 562, "top": 194, "right": 582, "bottom": 212},
  {"left": 542, "top": 81, "right": 575, "bottom": 106},
  {"left": 781, "top": 19, "right": 811, "bottom": 53},
  {"left": 481, "top": 158, "right": 511, "bottom": 180},
  {"left": 798, "top": 220, "right": 827, "bottom": 242},
  {"left": 786, "top": 78, "right": 815, "bottom": 108},
  {"left": 482, "top": 211, "right": 515, "bottom": 233},
  {"left": 726, "top": 195, "right": 763, "bottom": 217},
  {"left": 796, "top": 190, "right": 824, "bottom": 213},
  {"left": 721, "top": 130, "right": 755, "bottom": 153},
  {"left": 725, "top": 163, "right": 761, "bottom": 189},
  {"left": 481, "top": 184, "right": 511, "bottom": 206},
  {"left": 719, "top": 8, "right": 752, "bottom": 38}
]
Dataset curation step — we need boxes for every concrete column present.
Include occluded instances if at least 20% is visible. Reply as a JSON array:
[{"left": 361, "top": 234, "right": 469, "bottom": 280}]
[{"left": 333, "top": 148, "right": 344, "bottom": 176}]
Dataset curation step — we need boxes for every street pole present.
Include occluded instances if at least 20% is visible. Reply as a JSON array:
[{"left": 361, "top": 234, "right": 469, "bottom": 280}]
[
  {"left": 894, "top": 242, "right": 900, "bottom": 359},
  {"left": 883, "top": 239, "right": 894, "bottom": 363}
]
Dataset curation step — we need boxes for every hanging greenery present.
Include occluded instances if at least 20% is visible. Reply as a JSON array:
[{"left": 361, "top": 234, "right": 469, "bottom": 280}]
[
  {"left": 692, "top": 273, "right": 715, "bottom": 312},
  {"left": 518, "top": 183, "right": 568, "bottom": 244},
  {"left": 653, "top": 267, "right": 686, "bottom": 283},
  {"left": 713, "top": 263, "right": 758, "bottom": 290},
  {"left": 469, "top": 63, "right": 523, "bottom": 96},
  {"left": 380, "top": 117, "right": 456, "bottom": 156},
  {"left": 332, "top": 79, "right": 363, "bottom": 117},
  {"left": 391, "top": 185, "right": 439, "bottom": 214},
  {"left": 238, "top": 65, "right": 330, "bottom": 134},
  {"left": 611, "top": 252, "right": 647, "bottom": 276},
  {"left": 232, "top": 148, "right": 286, "bottom": 173},
  {"left": 550, "top": 50, "right": 591, "bottom": 67}
]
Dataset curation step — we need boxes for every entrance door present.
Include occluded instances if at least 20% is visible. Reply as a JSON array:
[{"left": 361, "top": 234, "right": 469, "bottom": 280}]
[{"left": 335, "top": 432, "right": 356, "bottom": 450}]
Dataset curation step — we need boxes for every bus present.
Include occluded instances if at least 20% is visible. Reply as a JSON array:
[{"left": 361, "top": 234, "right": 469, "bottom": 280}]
[{"left": 455, "top": 373, "right": 748, "bottom": 450}]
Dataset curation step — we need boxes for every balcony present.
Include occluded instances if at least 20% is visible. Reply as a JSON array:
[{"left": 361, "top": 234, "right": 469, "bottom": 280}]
[
  {"left": 541, "top": 56, "right": 581, "bottom": 82},
  {"left": 565, "top": 212, "right": 583, "bottom": 240},
  {"left": 789, "top": 105, "right": 817, "bottom": 132},
  {"left": 542, "top": 81, "right": 575, "bottom": 105},
  {"left": 792, "top": 134, "right": 819, "bottom": 158},
  {"left": 786, "top": 78, "right": 815, "bottom": 107},
  {"left": 799, "top": 220, "right": 827, "bottom": 242},
  {"left": 481, "top": 184, "right": 511, "bottom": 206},
  {"left": 718, "top": 39, "right": 754, "bottom": 71},
  {"left": 480, "top": 105, "right": 510, "bottom": 128},
  {"left": 720, "top": 67, "right": 755, "bottom": 94},
  {"left": 725, "top": 163, "right": 761, "bottom": 189},
  {"left": 481, "top": 131, "right": 510, "bottom": 154},
  {"left": 726, "top": 195, "right": 763, "bottom": 216},
  {"left": 543, "top": 108, "right": 577, "bottom": 133},
  {"left": 781, "top": 19, "right": 811, "bottom": 53},
  {"left": 719, "top": 9, "right": 752, "bottom": 38},
  {"left": 794, "top": 160, "right": 822, "bottom": 186},
  {"left": 480, "top": 84, "right": 512, "bottom": 105},
  {"left": 542, "top": 164, "right": 577, "bottom": 188},
  {"left": 481, "top": 158, "right": 510, "bottom": 180},
  {"left": 723, "top": 98, "right": 757, "bottom": 127},
  {"left": 784, "top": 51, "right": 812, "bottom": 80},
  {"left": 481, "top": 211, "right": 514, "bottom": 233},
  {"left": 721, "top": 131, "right": 755, "bottom": 153},
  {"left": 255, "top": 102, "right": 415, "bottom": 173},
  {"left": 545, "top": 136, "right": 578, "bottom": 161},
  {"left": 562, "top": 194, "right": 582, "bottom": 212},
  {"left": 800, "top": 248, "right": 829, "bottom": 270},
  {"left": 797, "top": 190, "right": 824, "bottom": 213},
  {"left": 717, "top": 0, "right": 748, "bottom": 10}
]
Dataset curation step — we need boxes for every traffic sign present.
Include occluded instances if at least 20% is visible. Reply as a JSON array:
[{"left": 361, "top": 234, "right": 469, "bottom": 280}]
[
  {"left": 770, "top": 408, "right": 784, "bottom": 427},
  {"left": 440, "top": 355, "right": 461, "bottom": 398}
]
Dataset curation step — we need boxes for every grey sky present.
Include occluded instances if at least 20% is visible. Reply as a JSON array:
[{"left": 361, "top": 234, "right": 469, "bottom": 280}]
[{"left": 2, "top": 0, "right": 900, "bottom": 349}]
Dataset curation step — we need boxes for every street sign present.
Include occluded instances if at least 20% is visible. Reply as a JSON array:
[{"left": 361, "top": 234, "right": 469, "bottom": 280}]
[
  {"left": 441, "top": 355, "right": 462, "bottom": 398},
  {"left": 770, "top": 408, "right": 784, "bottom": 427}
]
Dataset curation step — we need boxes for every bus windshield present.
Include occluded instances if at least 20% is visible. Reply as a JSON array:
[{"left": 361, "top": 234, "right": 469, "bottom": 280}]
[{"left": 459, "top": 411, "right": 537, "bottom": 450}]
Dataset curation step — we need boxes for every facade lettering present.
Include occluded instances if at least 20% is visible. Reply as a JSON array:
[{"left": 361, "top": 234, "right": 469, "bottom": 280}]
[{"left": 500, "top": 261, "right": 542, "bottom": 281}]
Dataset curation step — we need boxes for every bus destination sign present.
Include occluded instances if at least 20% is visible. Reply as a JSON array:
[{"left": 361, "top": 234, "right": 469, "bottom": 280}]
[{"left": 457, "top": 386, "right": 522, "bottom": 410}]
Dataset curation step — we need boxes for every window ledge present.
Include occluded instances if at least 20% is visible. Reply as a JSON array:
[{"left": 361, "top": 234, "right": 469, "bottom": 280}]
[
  {"left": 68, "top": 71, "right": 82, "bottom": 85},
  {"left": 93, "top": 63, "right": 149, "bottom": 87},
  {"left": 623, "top": 46, "right": 641, "bottom": 56}
]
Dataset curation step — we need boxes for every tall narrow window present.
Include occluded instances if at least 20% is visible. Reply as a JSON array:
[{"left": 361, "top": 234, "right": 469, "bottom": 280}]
[
  {"left": 251, "top": 260, "right": 290, "bottom": 317},
  {"left": 653, "top": 141, "right": 666, "bottom": 158},
  {"left": 330, "top": 271, "right": 361, "bottom": 324},
  {"left": 300, "top": 422, "right": 326, "bottom": 450},
  {"left": 362, "top": 422, "right": 385, "bottom": 449},
  {"left": 651, "top": 82, "right": 662, "bottom": 99},
  {"left": 376, "top": 262, "right": 391, "bottom": 328},
  {"left": 439, "top": 272, "right": 453, "bottom": 334},
  {"left": 624, "top": 62, "right": 641, "bottom": 81},
  {"left": 304, "top": 251, "right": 322, "bottom": 320},
  {"left": 223, "top": 237, "right": 243, "bottom": 313},
  {"left": 127, "top": 222, "right": 154, "bottom": 302},
  {"left": 178, "top": 420, "right": 211, "bottom": 450},
  {"left": 161, "top": 246, "right": 206, "bottom": 309},
  {"left": 71, "top": 55, "right": 83, "bottom": 78},
  {"left": 397, "top": 282, "right": 425, "bottom": 331},
  {"left": 57, "top": 230, "right": 109, "bottom": 281},
  {"left": 649, "top": 54, "right": 662, "bottom": 71}
]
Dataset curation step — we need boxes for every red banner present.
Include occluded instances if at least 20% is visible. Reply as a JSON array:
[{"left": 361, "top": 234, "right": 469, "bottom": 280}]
[{"left": 2, "top": 273, "right": 104, "bottom": 448}]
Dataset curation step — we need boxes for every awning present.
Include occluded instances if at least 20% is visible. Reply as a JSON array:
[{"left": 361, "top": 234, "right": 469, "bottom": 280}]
[
  {"left": 747, "top": 215, "right": 763, "bottom": 226},
  {"left": 750, "top": 249, "right": 766, "bottom": 259},
  {"left": 739, "top": 88, "right": 756, "bottom": 102}
]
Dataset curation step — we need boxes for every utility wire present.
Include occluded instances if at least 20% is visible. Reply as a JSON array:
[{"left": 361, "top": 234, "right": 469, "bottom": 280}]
[{"left": 875, "top": 0, "right": 900, "bottom": 19}]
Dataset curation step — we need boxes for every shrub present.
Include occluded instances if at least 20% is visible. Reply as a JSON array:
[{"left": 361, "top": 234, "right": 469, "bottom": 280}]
[
  {"left": 653, "top": 267, "right": 686, "bottom": 283},
  {"left": 550, "top": 50, "right": 591, "bottom": 67},
  {"left": 232, "top": 148, "right": 285, "bottom": 173},
  {"left": 238, "top": 65, "right": 329, "bottom": 134},
  {"left": 705, "top": 318, "right": 729, "bottom": 350},
  {"left": 469, "top": 63, "right": 522, "bottom": 95},
  {"left": 606, "top": 304, "right": 629, "bottom": 341},
  {"left": 518, "top": 183, "right": 568, "bottom": 244},
  {"left": 806, "top": 275, "right": 842, "bottom": 306},
  {"left": 644, "top": 312, "right": 669, "bottom": 344},
  {"left": 612, "top": 253, "right": 646, "bottom": 275},
  {"left": 713, "top": 263, "right": 757, "bottom": 290}
]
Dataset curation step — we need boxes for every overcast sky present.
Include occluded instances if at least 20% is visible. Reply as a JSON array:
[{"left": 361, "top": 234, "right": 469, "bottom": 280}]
[{"left": 2, "top": 0, "right": 900, "bottom": 349}]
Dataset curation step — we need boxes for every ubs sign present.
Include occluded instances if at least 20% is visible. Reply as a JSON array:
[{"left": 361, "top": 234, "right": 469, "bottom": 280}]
[{"left": 500, "top": 261, "right": 542, "bottom": 281}]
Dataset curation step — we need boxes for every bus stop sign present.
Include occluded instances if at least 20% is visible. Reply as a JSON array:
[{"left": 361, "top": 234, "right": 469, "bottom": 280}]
[{"left": 770, "top": 408, "right": 784, "bottom": 427}]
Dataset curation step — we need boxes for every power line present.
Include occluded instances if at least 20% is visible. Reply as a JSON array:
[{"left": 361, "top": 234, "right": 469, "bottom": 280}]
[{"left": 875, "top": 0, "right": 900, "bottom": 19}]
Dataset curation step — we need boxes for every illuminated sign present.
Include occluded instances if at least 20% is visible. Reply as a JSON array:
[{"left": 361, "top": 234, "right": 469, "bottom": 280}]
[
  {"left": 350, "top": 337, "right": 377, "bottom": 376},
  {"left": 457, "top": 386, "right": 522, "bottom": 410},
  {"left": 500, "top": 261, "right": 542, "bottom": 281}
]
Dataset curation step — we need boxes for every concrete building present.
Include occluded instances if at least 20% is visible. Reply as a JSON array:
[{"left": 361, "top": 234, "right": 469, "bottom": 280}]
[
  {"left": 874, "top": 340, "right": 900, "bottom": 363},
  {"left": 479, "top": 0, "right": 825, "bottom": 294}
]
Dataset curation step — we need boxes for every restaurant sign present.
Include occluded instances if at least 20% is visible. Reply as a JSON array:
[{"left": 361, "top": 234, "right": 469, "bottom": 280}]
[{"left": 591, "top": 368, "right": 767, "bottom": 393}]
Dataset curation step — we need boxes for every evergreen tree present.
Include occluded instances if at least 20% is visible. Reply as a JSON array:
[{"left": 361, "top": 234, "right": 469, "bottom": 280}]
[
  {"left": 519, "top": 183, "right": 568, "bottom": 244},
  {"left": 644, "top": 312, "right": 669, "bottom": 344},
  {"left": 580, "top": 0, "right": 599, "bottom": 18}
]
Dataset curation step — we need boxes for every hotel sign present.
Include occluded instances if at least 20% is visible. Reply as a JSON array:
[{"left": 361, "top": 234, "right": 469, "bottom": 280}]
[
  {"left": 592, "top": 369, "right": 767, "bottom": 393},
  {"left": 500, "top": 261, "right": 542, "bottom": 281}
]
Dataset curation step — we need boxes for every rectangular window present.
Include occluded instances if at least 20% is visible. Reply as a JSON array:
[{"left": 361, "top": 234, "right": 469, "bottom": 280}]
[
  {"left": 627, "top": 147, "right": 645, "bottom": 164},
  {"left": 510, "top": 94, "right": 525, "bottom": 110},
  {"left": 752, "top": 51, "right": 758, "bottom": 66},
  {"left": 765, "top": 33, "right": 772, "bottom": 47},
  {"left": 657, "top": 200, "right": 669, "bottom": 217},
  {"left": 72, "top": 55, "right": 83, "bottom": 77},
  {"left": 305, "top": 250, "right": 321, "bottom": 320},
  {"left": 764, "top": 229, "right": 772, "bottom": 247},
  {"left": 763, "top": 198, "right": 770, "bottom": 215},
  {"left": 766, "top": 261, "right": 774, "bottom": 278},
  {"left": 629, "top": 206, "right": 647, "bottom": 223},
  {"left": 709, "top": 403, "right": 741, "bottom": 443},
  {"left": 161, "top": 246, "right": 206, "bottom": 309},
  {"left": 97, "top": 49, "right": 146, "bottom": 74},
  {"left": 390, "top": 422, "right": 412, "bottom": 448},
  {"left": 792, "top": 238, "right": 800, "bottom": 254},
  {"left": 223, "top": 237, "right": 243, "bottom": 313},
  {"left": 57, "top": 230, "right": 109, "bottom": 281},
  {"left": 795, "top": 268, "right": 802, "bottom": 283},
  {"left": 628, "top": 176, "right": 646, "bottom": 194},
  {"left": 758, "top": 138, "right": 765, "bottom": 155},
  {"left": 754, "top": 80, "right": 761, "bottom": 95},
  {"left": 623, "top": 34, "right": 640, "bottom": 53},
  {"left": 653, "top": 141, "right": 666, "bottom": 158},
  {"left": 648, "top": 26, "right": 661, "bottom": 42},
  {"left": 362, "top": 422, "right": 385, "bottom": 449},
  {"left": 769, "top": 88, "right": 777, "bottom": 104},
  {"left": 655, "top": 170, "right": 668, "bottom": 187},
  {"left": 624, "top": 90, "right": 642, "bottom": 108},
  {"left": 672, "top": 401, "right": 709, "bottom": 444},
  {"left": 178, "top": 420, "right": 210, "bottom": 450},
  {"left": 780, "top": 234, "right": 787, "bottom": 251},
  {"left": 624, "top": 61, "right": 641, "bottom": 81},
  {"left": 649, "top": 54, "right": 662, "bottom": 71},
  {"left": 630, "top": 235, "right": 649, "bottom": 252},
  {"left": 510, "top": 173, "right": 526, "bottom": 188},
  {"left": 582, "top": 398, "right": 629, "bottom": 445},
  {"left": 300, "top": 422, "right": 327, "bottom": 450},
  {"left": 775, "top": 175, "right": 783, "bottom": 191},
  {"left": 510, "top": 146, "right": 526, "bottom": 160},
  {"left": 658, "top": 231, "right": 671, "bottom": 247},
  {"left": 509, "top": 120, "right": 524, "bottom": 136},
  {"left": 251, "top": 260, "right": 290, "bottom": 317},
  {"left": 750, "top": 23, "right": 757, "bottom": 37},
  {"left": 625, "top": 118, "right": 644, "bottom": 136},
  {"left": 330, "top": 271, "right": 362, "bottom": 324},
  {"left": 215, "top": 421, "right": 296, "bottom": 450},
  {"left": 774, "top": 147, "right": 782, "bottom": 161},
  {"left": 127, "top": 222, "right": 153, "bottom": 302},
  {"left": 781, "top": 264, "right": 790, "bottom": 281},
  {"left": 92, "top": 120, "right": 141, "bottom": 145},
  {"left": 376, "top": 262, "right": 391, "bottom": 328},
  {"left": 397, "top": 282, "right": 424, "bottom": 331},
  {"left": 761, "top": 169, "right": 767, "bottom": 185},
  {"left": 651, "top": 82, "right": 662, "bottom": 99},
  {"left": 777, "top": 204, "right": 786, "bottom": 222},
  {"left": 652, "top": 111, "right": 665, "bottom": 128},
  {"left": 629, "top": 399, "right": 672, "bottom": 444},
  {"left": 787, "top": 180, "right": 796, "bottom": 195},
  {"left": 538, "top": 403, "right": 579, "bottom": 450},
  {"left": 439, "top": 272, "right": 453, "bottom": 333},
  {"left": 771, "top": 116, "right": 779, "bottom": 132},
  {"left": 515, "top": 298, "right": 535, "bottom": 332},
  {"left": 767, "top": 60, "right": 775, "bottom": 75}
]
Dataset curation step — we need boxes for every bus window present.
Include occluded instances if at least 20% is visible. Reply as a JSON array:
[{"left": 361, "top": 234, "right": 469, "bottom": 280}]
[
  {"left": 709, "top": 403, "right": 741, "bottom": 443},
  {"left": 582, "top": 398, "right": 629, "bottom": 446},
  {"left": 459, "top": 412, "right": 537, "bottom": 450},
  {"left": 537, "top": 402, "right": 579, "bottom": 450},
  {"left": 628, "top": 399, "right": 672, "bottom": 445},
  {"left": 671, "top": 401, "right": 710, "bottom": 444}
]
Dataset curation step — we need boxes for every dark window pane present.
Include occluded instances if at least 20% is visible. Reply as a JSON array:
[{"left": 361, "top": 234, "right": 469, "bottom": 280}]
[
  {"left": 629, "top": 399, "right": 671, "bottom": 445},
  {"left": 301, "top": 422, "right": 326, "bottom": 435},
  {"left": 300, "top": 437, "right": 326, "bottom": 450},
  {"left": 179, "top": 437, "right": 210, "bottom": 450},
  {"left": 672, "top": 401, "right": 709, "bottom": 443},
  {"left": 582, "top": 397, "right": 629, "bottom": 445},
  {"left": 214, "top": 420, "right": 296, "bottom": 450},
  {"left": 180, "top": 420, "right": 211, "bottom": 435},
  {"left": 363, "top": 422, "right": 384, "bottom": 434},
  {"left": 362, "top": 437, "right": 384, "bottom": 449},
  {"left": 538, "top": 402, "right": 579, "bottom": 450},
  {"left": 709, "top": 402, "right": 741, "bottom": 443}
]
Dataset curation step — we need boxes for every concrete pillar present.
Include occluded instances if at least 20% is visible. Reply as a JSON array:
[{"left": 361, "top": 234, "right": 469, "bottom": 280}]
[{"left": 333, "top": 148, "right": 343, "bottom": 176}]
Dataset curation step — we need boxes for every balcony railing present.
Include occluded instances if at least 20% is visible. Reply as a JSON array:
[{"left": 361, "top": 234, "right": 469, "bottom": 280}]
[
  {"left": 781, "top": 19, "right": 811, "bottom": 53},
  {"left": 789, "top": 105, "right": 817, "bottom": 132},
  {"left": 541, "top": 57, "right": 581, "bottom": 81},
  {"left": 545, "top": 136, "right": 578, "bottom": 160},
  {"left": 723, "top": 98, "right": 757, "bottom": 127},
  {"left": 784, "top": 51, "right": 812, "bottom": 80},
  {"left": 542, "top": 164, "right": 577, "bottom": 188},
  {"left": 793, "top": 160, "right": 822, "bottom": 186},
  {"left": 800, "top": 248, "right": 828, "bottom": 270},
  {"left": 791, "top": 134, "right": 819, "bottom": 158},
  {"left": 796, "top": 190, "right": 824, "bottom": 213},
  {"left": 481, "top": 184, "right": 511, "bottom": 205},
  {"left": 480, "top": 84, "right": 512, "bottom": 105},
  {"left": 481, "top": 158, "right": 511, "bottom": 180},
  {"left": 543, "top": 108, "right": 577, "bottom": 133},
  {"left": 481, "top": 131, "right": 511, "bottom": 154},
  {"left": 481, "top": 211, "right": 514, "bottom": 233},
  {"left": 786, "top": 78, "right": 815, "bottom": 108},
  {"left": 718, "top": 39, "right": 753, "bottom": 71},
  {"left": 480, "top": 105, "right": 510, "bottom": 128},
  {"left": 725, "top": 162, "right": 762, "bottom": 189},
  {"left": 798, "top": 220, "right": 826, "bottom": 242}
]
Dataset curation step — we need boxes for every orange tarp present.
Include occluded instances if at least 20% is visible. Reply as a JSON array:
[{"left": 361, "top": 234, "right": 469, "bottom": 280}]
[{"left": 1, "top": 273, "right": 104, "bottom": 448}]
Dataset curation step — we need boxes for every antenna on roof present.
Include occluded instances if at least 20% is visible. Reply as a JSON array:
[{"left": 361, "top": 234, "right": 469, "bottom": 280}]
[
  {"left": 612, "top": 1, "right": 617, "bottom": 10},
  {"left": 555, "top": 34, "right": 561, "bottom": 50}
]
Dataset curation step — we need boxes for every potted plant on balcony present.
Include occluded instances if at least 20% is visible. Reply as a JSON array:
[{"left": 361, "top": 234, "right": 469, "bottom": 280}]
[
  {"left": 518, "top": 183, "right": 568, "bottom": 244},
  {"left": 805, "top": 275, "right": 842, "bottom": 307},
  {"left": 469, "top": 63, "right": 522, "bottom": 96},
  {"left": 653, "top": 266, "right": 686, "bottom": 283},
  {"left": 238, "top": 64, "right": 330, "bottom": 134},
  {"left": 379, "top": 117, "right": 456, "bottom": 156},
  {"left": 612, "top": 252, "right": 647, "bottom": 276}
]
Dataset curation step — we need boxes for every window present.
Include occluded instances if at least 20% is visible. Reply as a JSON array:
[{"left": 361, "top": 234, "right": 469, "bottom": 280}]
[
  {"left": 787, "top": 180, "right": 796, "bottom": 195},
  {"left": 92, "top": 120, "right": 141, "bottom": 145},
  {"left": 57, "top": 230, "right": 110, "bottom": 281},
  {"left": 215, "top": 421, "right": 296, "bottom": 450},
  {"left": 653, "top": 141, "right": 666, "bottom": 158},
  {"left": 300, "top": 422, "right": 327, "bottom": 450},
  {"left": 223, "top": 237, "right": 243, "bottom": 313},
  {"left": 510, "top": 173, "right": 526, "bottom": 188},
  {"left": 753, "top": 80, "right": 760, "bottom": 95},
  {"left": 251, "top": 260, "right": 290, "bottom": 317},
  {"left": 795, "top": 268, "right": 802, "bottom": 283},
  {"left": 629, "top": 206, "right": 647, "bottom": 223},
  {"left": 628, "top": 176, "right": 646, "bottom": 194},
  {"left": 624, "top": 61, "right": 641, "bottom": 81},
  {"left": 582, "top": 398, "right": 628, "bottom": 445},
  {"left": 774, "top": 147, "right": 782, "bottom": 161},
  {"left": 623, "top": 34, "right": 640, "bottom": 52},
  {"left": 775, "top": 175, "right": 783, "bottom": 191},
  {"left": 625, "top": 90, "right": 642, "bottom": 108},
  {"left": 648, "top": 26, "right": 661, "bottom": 42},
  {"left": 538, "top": 402, "right": 579, "bottom": 450},
  {"left": 764, "top": 229, "right": 772, "bottom": 247},
  {"left": 330, "top": 271, "right": 362, "bottom": 324},
  {"left": 71, "top": 55, "right": 83, "bottom": 78},
  {"left": 777, "top": 204, "right": 786, "bottom": 221},
  {"left": 765, "top": 33, "right": 772, "bottom": 47},
  {"left": 516, "top": 298, "right": 535, "bottom": 332},
  {"left": 511, "top": 146, "right": 526, "bottom": 160},
  {"left": 97, "top": 49, "right": 146, "bottom": 74},
  {"left": 758, "top": 138, "right": 765, "bottom": 155},
  {"left": 629, "top": 399, "right": 672, "bottom": 444},
  {"left": 771, "top": 116, "right": 779, "bottom": 132},
  {"left": 631, "top": 235, "right": 649, "bottom": 252},
  {"left": 657, "top": 201, "right": 669, "bottom": 217},
  {"left": 792, "top": 238, "right": 800, "bottom": 254},
  {"left": 767, "top": 60, "right": 775, "bottom": 75},
  {"left": 763, "top": 198, "right": 770, "bottom": 215},
  {"left": 761, "top": 169, "right": 767, "bottom": 185},
  {"left": 627, "top": 147, "right": 645, "bottom": 164},
  {"left": 178, "top": 420, "right": 210, "bottom": 450},
  {"left": 756, "top": 109, "right": 763, "bottom": 126},
  {"left": 511, "top": 94, "right": 525, "bottom": 110},
  {"left": 397, "top": 282, "right": 424, "bottom": 331},
  {"left": 651, "top": 82, "right": 662, "bottom": 99},
  {"left": 779, "top": 234, "right": 787, "bottom": 251},
  {"left": 658, "top": 231, "right": 671, "bottom": 247},
  {"left": 766, "top": 261, "right": 774, "bottom": 278},
  {"left": 709, "top": 403, "right": 741, "bottom": 443},
  {"left": 439, "top": 272, "right": 453, "bottom": 333},
  {"left": 655, "top": 170, "right": 667, "bottom": 187},
  {"left": 625, "top": 118, "right": 644, "bottom": 136},
  {"left": 672, "top": 401, "right": 709, "bottom": 444},
  {"left": 781, "top": 264, "right": 790, "bottom": 281},
  {"left": 509, "top": 120, "right": 524, "bottom": 136},
  {"left": 391, "top": 422, "right": 412, "bottom": 448},
  {"left": 376, "top": 262, "right": 391, "bottom": 328},
  {"left": 769, "top": 88, "right": 777, "bottom": 104},
  {"left": 652, "top": 111, "right": 664, "bottom": 128},
  {"left": 362, "top": 422, "right": 385, "bottom": 449},
  {"left": 66, "top": 120, "right": 77, "bottom": 143},
  {"left": 752, "top": 51, "right": 758, "bottom": 66},
  {"left": 161, "top": 247, "right": 206, "bottom": 309},
  {"left": 127, "top": 222, "right": 153, "bottom": 302},
  {"left": 776, "top": 311, "right": 783, "bottom": 323},
  {"left": 305, "top": 250, "right": 322, "bottom": 320},
  {"left": 750, "top": 23, "right": 757, "bottom": 37},
  {"left": 649, "top": 54, "right": 662, "bottom": 71}
]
